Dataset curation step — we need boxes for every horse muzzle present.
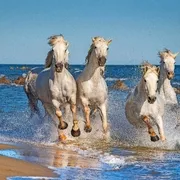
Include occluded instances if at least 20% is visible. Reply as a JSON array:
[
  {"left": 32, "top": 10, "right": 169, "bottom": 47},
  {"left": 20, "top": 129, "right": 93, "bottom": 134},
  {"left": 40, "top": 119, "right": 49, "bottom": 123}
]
[
  {"left": 148, "top": 96, "right": 157, "bottom": 104},
  {"left": 55, "top": 63, "right": 63, "bottom": 73},
  {"left": 167, "top": 71, "right": 174, "bottom": 80},
  {"left": 98, "top": 57, "right": 107, "bottom": 67}
]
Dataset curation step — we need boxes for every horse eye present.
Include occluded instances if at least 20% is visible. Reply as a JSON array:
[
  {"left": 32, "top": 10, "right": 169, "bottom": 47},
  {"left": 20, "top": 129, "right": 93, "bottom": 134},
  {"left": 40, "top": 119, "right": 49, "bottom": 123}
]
[
  {"left": 107, "top": 47, "right": 109, "bottom": 50},
  {"left": 144, "top": 79, "right": 146, "bottom": 82},
  {"left": 94, "top": 46, "right": 97, "bottom": 49},
  {"left": 157, "top": 80, "right": 159, "bottom": 83}
]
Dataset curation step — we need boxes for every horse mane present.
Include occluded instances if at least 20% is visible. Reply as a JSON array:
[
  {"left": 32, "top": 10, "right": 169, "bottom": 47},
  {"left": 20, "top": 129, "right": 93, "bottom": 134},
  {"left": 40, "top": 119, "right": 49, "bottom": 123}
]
[
  {"left": 44, "top": 34, "right": 69, "bottom": 68},
  {"left": 85, "top": 44, "right": 94, "bottom": 64},
  {"left": 45, "top": 50, "right": 53, "bottom": 68},
  {"left": 158, "top": 48, "right": 175, "bottom": 61},
  {"left": 141, "top": 61, "right": 158, "bottom": 76},
  {"left": 85, "top": 36, "right": 106, "bottom": 64},
  {"left": 141, "top": 61, "right": 153, "bottom": 71},
  {"left": 48, "top": 34, "right": 65, "bottom": 47}
]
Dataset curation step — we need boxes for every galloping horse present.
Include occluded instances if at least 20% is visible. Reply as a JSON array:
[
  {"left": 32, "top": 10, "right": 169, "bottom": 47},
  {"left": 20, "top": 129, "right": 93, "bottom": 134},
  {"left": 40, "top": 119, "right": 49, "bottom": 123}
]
[
  {"left": 77, "top": 37, "right": 112, "bottom": 134},
  {"left": 158, "top": 49, "right": 179, "bottom": 105},
  {"left": 125, "top": 62, "right": 165, "bottom": 142},
  {"left": 36, "top": 35, "right": 80, "bottom": 139},
  {"left": 24, "top": 35, "right": 69, "bottom": 118}
]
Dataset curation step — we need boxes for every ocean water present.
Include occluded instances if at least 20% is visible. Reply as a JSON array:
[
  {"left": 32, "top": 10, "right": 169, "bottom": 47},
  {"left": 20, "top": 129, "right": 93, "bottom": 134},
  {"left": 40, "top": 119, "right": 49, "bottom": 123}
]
[{"left": 0, "top": 64, "right": 180, "bottom": 180}]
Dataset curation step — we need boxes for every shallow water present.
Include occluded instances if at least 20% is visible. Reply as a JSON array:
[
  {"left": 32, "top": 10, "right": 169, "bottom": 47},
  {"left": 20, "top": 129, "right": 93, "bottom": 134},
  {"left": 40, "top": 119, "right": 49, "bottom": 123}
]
[{"left": 0, "top": 64, "right": 180, "bottom": 179}]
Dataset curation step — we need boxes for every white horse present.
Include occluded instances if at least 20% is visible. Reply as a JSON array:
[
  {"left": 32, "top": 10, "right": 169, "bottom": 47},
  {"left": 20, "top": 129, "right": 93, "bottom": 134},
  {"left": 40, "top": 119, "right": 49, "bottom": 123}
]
[
  {"left": 125, "top": 62, "right": 165, "bottom": 142},
  {"left": 77, "top": 37, "right": 112, "bottom": 134},
  {"left": 35, "top": 35, "right": 80, "bottom": 139},
  {"left": 158, "top": 49, "right": 179, "bottom": 104},
  {"left": 24, "top": 36, "right": 69, "bottom": 118}
]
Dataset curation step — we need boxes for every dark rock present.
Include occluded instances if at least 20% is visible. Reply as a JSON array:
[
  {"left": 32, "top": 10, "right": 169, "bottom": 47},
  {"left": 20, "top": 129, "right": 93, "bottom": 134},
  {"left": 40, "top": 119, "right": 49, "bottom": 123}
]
[
  {"left": 13, "top": 76, "right": 26, "bottom": 85},
  {"left": 174, "top": 87, "right": 180, "bottom": 94},
  {"left": 111, "top": 80, "right": 128, "bottom": 90},
  {"left": 0, "top": 76, "right": 11, "bottom": 84}
]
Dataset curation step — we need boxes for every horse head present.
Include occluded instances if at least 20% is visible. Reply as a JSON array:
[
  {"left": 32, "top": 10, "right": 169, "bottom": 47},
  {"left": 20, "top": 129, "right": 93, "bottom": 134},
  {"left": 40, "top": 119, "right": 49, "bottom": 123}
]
[
  {"left": 45, "top": 35, "right": 69, "bottom": 73},
  {"left": 158, "top": 49, "right": 179, "bottom": 80},
  {"left": 142, "top": 62, "right": 160, "bottom": 104},
  {"left": 86, "top": 37, "right": 112, "bottom": 67}
]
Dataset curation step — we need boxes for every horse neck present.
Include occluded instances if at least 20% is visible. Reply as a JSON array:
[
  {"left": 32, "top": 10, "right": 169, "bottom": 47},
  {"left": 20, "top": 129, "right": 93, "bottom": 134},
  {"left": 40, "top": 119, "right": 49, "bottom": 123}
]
[
  {"left": 158, "top": 63, "right": 177, "bottom": 104},
  {"left": 83, "top": 53, "right": 104, "bottom": 81},
  {"left": 158, "top": 63, "right": 173, "bottom": 92}
]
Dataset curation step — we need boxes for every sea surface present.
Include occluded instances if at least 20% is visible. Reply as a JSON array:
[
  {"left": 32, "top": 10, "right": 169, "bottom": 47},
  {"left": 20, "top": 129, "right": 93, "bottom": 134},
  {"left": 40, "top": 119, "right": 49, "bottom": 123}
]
[{"left": 0, "top": 64, "right": 180, "bottom": 180}]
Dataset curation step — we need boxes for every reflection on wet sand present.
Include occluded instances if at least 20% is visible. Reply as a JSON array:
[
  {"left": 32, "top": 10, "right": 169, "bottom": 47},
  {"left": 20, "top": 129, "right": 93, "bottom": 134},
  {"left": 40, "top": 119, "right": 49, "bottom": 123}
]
[{"left": 52, "top": 148, "right": 100, "bottom": 169}]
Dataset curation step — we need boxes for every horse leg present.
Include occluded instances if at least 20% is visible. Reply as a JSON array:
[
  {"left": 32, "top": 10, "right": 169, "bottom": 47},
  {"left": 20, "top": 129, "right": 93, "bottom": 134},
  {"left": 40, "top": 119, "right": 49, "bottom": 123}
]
[
  {"left": 83, "top": 105, "right": 92, "bottom": 133},
  {"left": 63, "top": 104, "right": 70, "bottom": 121},
  {"left": 156, "top": 116, "right": 166, "bottom": 141},
  {"left": 98, "top": 103, "right": 108, "bottom": 133},
  {"left": 52, "top": 99, "right": 68, "bottom": 130},
  {"left": 141, "top": 115, "right": 159, "bottom": 142},
  {"left": 70, "top": 104, "right": 81, "bottom": 137},
  {"left": 27, "top": 93, "right": 37, "bottom": 118},
  {"left": 31, "top": 97, "right": 42, "bottom": 119},
  {"left": 44, "top": 103, "right": 66, "bottom": 141},
  {"left": 43, "top": 103, "right": 55, "bottom": 120}
]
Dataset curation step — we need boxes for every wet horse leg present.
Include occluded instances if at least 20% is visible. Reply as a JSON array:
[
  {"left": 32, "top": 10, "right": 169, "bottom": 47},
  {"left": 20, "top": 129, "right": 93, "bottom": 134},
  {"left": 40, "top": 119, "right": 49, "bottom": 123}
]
[
  {"left": 70, "top": 103, "right": 81, "bottom": 137},
  {"left": 52, "top": 99, "right": 68, "bottom": 129},
  {"left": 141, "top": 115, "right": 159, "bottom": 142},
  {"left": 52, "top": 99, "right": 68, "bottom": 141},
  {"left": 83, "top": 105, "right": 92, "bottom": 133},
  {"left": 44, "top": 103, "right": 67, "bottom": 141},
  {"left": 156, "top": 115, "right": 166, "bottom": 141},
  {"left": 55, "top": 110, "right": 68, "bottom": 130},
  {"left": 98, "top": 102, "right": 108, "bottom": 133}
]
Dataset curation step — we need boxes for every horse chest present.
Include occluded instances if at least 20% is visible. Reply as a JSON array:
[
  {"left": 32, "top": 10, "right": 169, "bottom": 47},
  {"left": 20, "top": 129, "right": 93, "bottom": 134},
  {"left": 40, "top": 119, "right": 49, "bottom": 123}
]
[
  {"left": 140, "top": 101, "right": 158, "bottom": 116},
  {"left": 50, "top": 85, "right": 69, "bottom": 103},
  {"left": 84, "top": 80, "right": 107, "bottom": 101}
]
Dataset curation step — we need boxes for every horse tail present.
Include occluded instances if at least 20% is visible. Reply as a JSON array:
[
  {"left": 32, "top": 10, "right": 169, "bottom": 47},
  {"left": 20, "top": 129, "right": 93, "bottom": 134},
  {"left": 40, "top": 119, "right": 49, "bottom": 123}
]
[{"left": 24, "top": 70, "right": 41, "bottom": 118}]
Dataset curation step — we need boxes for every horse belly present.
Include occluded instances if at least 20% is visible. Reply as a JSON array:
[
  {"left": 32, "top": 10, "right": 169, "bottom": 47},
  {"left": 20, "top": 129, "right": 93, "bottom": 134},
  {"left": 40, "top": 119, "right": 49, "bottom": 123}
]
[
  {"left": 36, "top": 73, "right": 51, "bottom": 103},
  {"left": 125, "top": 98, "right": 144, "bottom": 128}
]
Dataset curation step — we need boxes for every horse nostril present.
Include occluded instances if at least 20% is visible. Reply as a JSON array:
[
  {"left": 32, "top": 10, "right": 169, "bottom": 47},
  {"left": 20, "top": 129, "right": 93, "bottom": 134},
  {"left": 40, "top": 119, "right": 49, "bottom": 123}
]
[
  {"left": 98, "top": 57, "right": 107, "bottom": 66},
  {"left": 55, "top": 63, "right": 63, "bottom": 72},
  {"left": 148, "top": 96, "right": 156, "bottom": 103}
]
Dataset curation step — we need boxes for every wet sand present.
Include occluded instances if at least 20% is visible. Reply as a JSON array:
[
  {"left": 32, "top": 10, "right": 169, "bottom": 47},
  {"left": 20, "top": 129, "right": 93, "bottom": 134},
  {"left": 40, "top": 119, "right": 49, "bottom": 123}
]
[{"left": 0, "top": 143, "right": 57, "bottom": 180}]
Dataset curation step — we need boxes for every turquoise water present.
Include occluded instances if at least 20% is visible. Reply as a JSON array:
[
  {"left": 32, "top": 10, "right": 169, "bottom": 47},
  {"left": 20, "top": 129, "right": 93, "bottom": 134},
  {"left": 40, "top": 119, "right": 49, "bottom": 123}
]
[{"left": 0, "top": 64, "right": 180, "bottom": 180}]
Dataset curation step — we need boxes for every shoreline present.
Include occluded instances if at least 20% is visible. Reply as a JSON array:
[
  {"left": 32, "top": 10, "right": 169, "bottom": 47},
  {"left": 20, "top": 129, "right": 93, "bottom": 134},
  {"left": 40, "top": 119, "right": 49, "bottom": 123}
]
[{"left": 0, "top": 143, "right": 57, "bottom": 180}]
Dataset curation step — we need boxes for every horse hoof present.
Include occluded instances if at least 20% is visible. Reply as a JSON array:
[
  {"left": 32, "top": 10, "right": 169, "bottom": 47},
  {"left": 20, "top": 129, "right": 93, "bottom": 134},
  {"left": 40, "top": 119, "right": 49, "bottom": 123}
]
[
  {"left": 58, "top": 121, "right": 68, "bottom": 130},
  {"left": 151, "top": 135, "right": 159, "bottom": 142},
  {"left": 84, "top": 126, "right": 92, "bottom": 133},
  {"left": 71, "top": 128, "right": 81, "bottom": 137}
]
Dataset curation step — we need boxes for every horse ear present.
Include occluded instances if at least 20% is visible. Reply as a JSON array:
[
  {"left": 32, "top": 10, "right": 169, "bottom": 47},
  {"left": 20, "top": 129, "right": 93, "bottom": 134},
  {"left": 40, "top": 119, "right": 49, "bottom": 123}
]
[
  {"left": 92, "top": 37, "right": 95, "bottom": 42},
  {"left": 66, "top": 42, "right": 69, "bottom": 47},
  {"left": 107, "top": 39, "right": 112, "bottom": 45},
  {"left": 173, "top": 52, "right": 179, "bottom": 59},
  {"left": 156, "top": 67, "right": 160, "bottom": 75},
  {"left": 142, "top": 66, "right": 148, "bottom": 74},
  {"left": 144, "top": 66, "right": 149, "bottom": 74}
]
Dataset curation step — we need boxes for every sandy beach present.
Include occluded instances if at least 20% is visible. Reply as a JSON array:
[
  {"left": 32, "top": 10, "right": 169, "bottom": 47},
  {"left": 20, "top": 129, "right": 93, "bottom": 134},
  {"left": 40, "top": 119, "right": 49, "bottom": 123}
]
[{"left": 0, "top": 143, "right": 57, "bottom": 180}]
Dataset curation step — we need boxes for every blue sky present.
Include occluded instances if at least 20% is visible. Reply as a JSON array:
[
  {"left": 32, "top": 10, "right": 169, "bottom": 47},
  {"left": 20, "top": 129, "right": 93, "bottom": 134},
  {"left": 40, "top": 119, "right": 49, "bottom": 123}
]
[{"left": 0, "top": 0, "right": 180, "bottom": 65}]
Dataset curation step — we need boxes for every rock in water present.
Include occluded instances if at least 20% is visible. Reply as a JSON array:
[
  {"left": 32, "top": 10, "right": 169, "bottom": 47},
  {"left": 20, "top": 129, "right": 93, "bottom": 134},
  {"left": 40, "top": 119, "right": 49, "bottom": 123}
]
[
  {"left": 0, "top": 76, "right": 11, "bottom": 84},
  {"left": 111, "top": 80, "right": 128, "bottom": 90},
  {"left": 13, "top": 76, "right": 26, "bottom": 85},
  {"left": 174, "top": 87, "right": 180, "bottom": 94}
]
